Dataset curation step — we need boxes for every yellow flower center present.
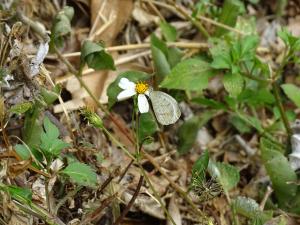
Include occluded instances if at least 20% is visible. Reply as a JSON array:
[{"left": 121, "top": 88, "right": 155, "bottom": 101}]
[{"left": 135, "top": 81, "right": 149, "bottom": 94}]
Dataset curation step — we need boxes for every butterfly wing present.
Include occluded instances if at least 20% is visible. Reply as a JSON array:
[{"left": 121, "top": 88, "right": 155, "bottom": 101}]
[{"left": 149, "top": 91, "right": 181, "bottom": 125}]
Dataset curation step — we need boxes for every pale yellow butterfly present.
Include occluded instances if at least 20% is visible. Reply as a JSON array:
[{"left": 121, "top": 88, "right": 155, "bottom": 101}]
[{"left": 149, "top": 90, "right": 181, "bottom": 125}]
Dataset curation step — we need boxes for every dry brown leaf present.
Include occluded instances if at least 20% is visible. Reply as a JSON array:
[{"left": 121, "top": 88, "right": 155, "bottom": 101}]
[
  {"left": 122, "top": 191, "right": 165, "bottom": 219},
  {"left": 167, "top": 194, "right": 182, "bottom": 225}
]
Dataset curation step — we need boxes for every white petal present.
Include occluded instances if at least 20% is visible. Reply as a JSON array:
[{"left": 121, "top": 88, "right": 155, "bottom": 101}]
[
  {"left": 118, "top": 78, "right": 136, "bottom": 90},
  {"left": 117, "top": 89, "right": 136, "bottom": 101},
  {"left": 145, "top": 90, "right": 150, "bottom": 96},
  {"left": 138, "top": 94, "right": 149, "bottom": 113}
]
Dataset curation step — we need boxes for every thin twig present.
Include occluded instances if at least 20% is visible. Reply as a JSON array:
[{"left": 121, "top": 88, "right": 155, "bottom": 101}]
[{"left": 113, "top": 176, "right": 144, "bottom": 225}]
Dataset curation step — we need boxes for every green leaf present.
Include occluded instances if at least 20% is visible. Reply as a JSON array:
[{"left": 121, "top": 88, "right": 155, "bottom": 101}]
[
  {"left": 40, "top": 117, "right": 69, "bottom": 158},
  {"left": 50, "top": 6, "right": 74, "bottom": 49},
  {"left": 9, "top": 102, "right": 32, "bottom": 115},
  {"left": 160, "top": 21, "right": 177, "bottom": 42},
  {"left": 44, "top": 117, "right": 59, "bottom": 140},
  {"left": 192, "top": 150, "right": 209, "bottom": 184},
  {"left": 192, "top": 97, "right": 226, "bottom": 110},
  {"left": 41, "top": 87, "right": 59, "bottom": 105},
  {"left": 15, "top": 144, "right": 31, "bottom": 160},
  {"left": 160, "top": 58, "right": 215, "bottom": 91},
  {"left": 209, "top": 161, "right": 240, "bottom": 191},
  {"left": 233, "top": 196, "right": 272, "bottom": 222},
  {"left": 230, "top": 115, "right": 252, "bottom": 133},
  {"left": 178, "top": 111, "right": 215, "bottom": 154},
  {"left": 138, "top": 112, "right": 158, "bottom": 142},
  {"left": 281, "top": 84, "right": 300, "bottom": 108},
  {"left": 260, "top": 138, "right": 297, "bottom": 208},
  {"left": 62, "top": 162, "right": 97, "bottom": 188},
  {"left": 167, "top": 47, "right": 183, "bottom": 68},
  {"left": 6, "top": 185, "right": 32, "bottom": 203},
  {"left": 240, "top": 35, "right": 259, "bottom": 60},
  {"left": 106, "top": 71, "right": 150, "bottom": 108},
  {"left": 215, "top": 0, "right": 245, "bottom": 36},
  {"left": 223, "top": 73, "right": 244, "bottom": 97},
  {"left": 151, "top": 34, "right": 171, "bottom": 83},
  {"left": 81, "top": 40, "right": 115, "bottom": 70},
  {"left": 278, "top": 28, "right": 300, "bottom": 50}
]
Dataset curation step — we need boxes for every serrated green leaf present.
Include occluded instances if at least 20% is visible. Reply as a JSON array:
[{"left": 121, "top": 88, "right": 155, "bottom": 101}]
[
  {"left": 281, "top": 84, "right": 300, "bottom": 108},
  {"left": 178, "top": 111, "right": 215, "bottom": 154},
  {"left": 192, "top": 150, "right": 209, "bottom": 184},
  {"left": 81, "top": 40, "right": 115, "bottom": 71},
  {"left": 260, "top": 138, "right": 297, "bottom": 208},
  {"left": 107, "top": 71, "right": 150, "bottom": 108},
  {"left": 62, "top": 162, "right": 97, "bottom": 188},
  {"left": 223, "top": 73, "right": 244, "bottom": 97},
  {"left": 9, "top": 102, "right": 32, "bottom": 114},
  {"left": 160, "top": 58, "right": 214, "bottom": 91},
  {"left": 138, "top": 112, "right": 158, "bottom": 143},
  {"left": 209, "top": 161, "right": 240, "bottom": 191},
  {"left": 160, "top": 21, "right": 177, "bottom": 42}
]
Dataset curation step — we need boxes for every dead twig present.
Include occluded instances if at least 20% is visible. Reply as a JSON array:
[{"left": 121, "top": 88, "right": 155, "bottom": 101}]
[{"left": 112, "top": 176, "right": 144, "bottom": 225}]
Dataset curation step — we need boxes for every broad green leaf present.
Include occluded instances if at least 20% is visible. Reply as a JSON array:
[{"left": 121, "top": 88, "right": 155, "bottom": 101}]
[
  {"left": 81, "top": 40, "right": 115, "bottom": 70},
  {"left": 167, "top": 47, "right": 183, "bottom": 68},
  {"left": 260, "top": 138, "right": 297, "bottom": 208},
  {"left": 23, "top": 102, "right": 43, "bottom": 148},
  {"left": 178, "top": 111, "right": 215, "bottom": 154},
  {"left": 281, "top": 84, "right": 300, "bottom": 108},
  {"left": 62, "top": 162, "right": 97, "bottom": 188},
  {"left": 6, "top": 185, "right": 32, "bottom": 203},
  {"left": 9, "top": 102, "right": 32, "bottom": 114},
  {"left": 160, "top": 21, "right": 177, "bottom": 42},
  {"left": 192, "top": 97, "right": 226, "bottom": 110},
  {"left": 238, "top": 89, "right": 275, "bottom": 106},
  {"left": 230, "top": 115, "right": 252, "bottom": 133},
  {"left": 215, "top": 0, "right": 245, "bottom": 36},
  {"left": 41, "top": 88, "right": 59, "bottom": 105},
  {"left": 160, "top": 58, "right": 215, "bottom": 91},
  {"left": 15, "top": 144, "right": 30, "bottom": 160},
  {"left": 233, "top": 196, "right": 272, "bottom": 223},
  {"left": 209, "top": 161, "right": 240, "bottom": 191},
  {"left": 240, "top": 35, "right": 259, "bottom": 59},
  {"left": 192, "top": 150, "right": 209, "bottom": 184},
  {"left": 151, "top": 34, "right": 171, "bottom": 83},
  {"left": 138, "top": 112, "right": 158, "bottom": 143},
  {"left": 223, "top": 73, "right": 244, "bottom": 97},
  {"left": 40, "top": 117, "right": 69, "bottom": 158},
  {"left": 211, "top": 54, "right": 231, "bottom": 69},
  {"left": 43, "top": 117, "right": 59, "bottom": 140},
  {"left": 50, "top": 6, "right": 74, "bottom": 49},
  {"left": 106, "top": 71, "right": 150, "bottom": 108}
]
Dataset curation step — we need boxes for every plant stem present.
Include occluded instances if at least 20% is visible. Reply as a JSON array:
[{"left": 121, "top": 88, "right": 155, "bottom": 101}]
[{"left": 272, "top": 81, "right": 292, "bottom": 138}]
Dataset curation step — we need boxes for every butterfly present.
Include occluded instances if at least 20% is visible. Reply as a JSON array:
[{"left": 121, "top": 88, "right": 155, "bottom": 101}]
[{"left": 149, "top": 90, "right": 181, "bottom": 125}]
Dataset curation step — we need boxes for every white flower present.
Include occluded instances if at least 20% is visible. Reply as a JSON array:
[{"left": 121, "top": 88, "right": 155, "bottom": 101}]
[{"left": 117, "top": 78, "right": 150, "bottom": 113}]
